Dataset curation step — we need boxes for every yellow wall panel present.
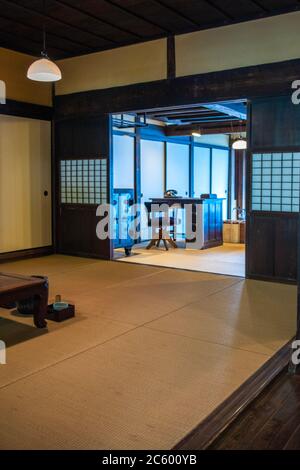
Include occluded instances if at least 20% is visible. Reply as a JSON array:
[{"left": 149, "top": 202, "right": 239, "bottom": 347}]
[
  {"left": 0, "top": 115, "right": 52, "bottom": 253},
  {"left": 176, "top": 12, "right": 300, "bottom": 77},
  {"left": 0, "top": 48, "right": 52, "bottom": 106},
  {"left": 56, "top": 39, "right": 167, "bottom": 95}
]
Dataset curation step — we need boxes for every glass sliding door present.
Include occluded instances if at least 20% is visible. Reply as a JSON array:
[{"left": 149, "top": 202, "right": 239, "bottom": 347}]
[
  {"left": 166, "top": 142, "right": 190, "bottom": 237},
  {"left": 193, "top": 146, "right": 211, "bottom": 197},
  {"left": 113, "top": 133, "right": 134, "bottom": 189},
  {"left": 211, "top": 148, "right": 229, "bottom": 220},
  {"left": 166, "top": 142, "right": 190, "bottom": 196},
  {"left": 112, "top": 133, "right": 135, "bottom": 248},
  {"left": 140, "top": 139, "right": 165, "bottom": 240}
]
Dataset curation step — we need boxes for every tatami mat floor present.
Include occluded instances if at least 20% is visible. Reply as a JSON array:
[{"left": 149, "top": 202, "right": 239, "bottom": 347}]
[
  {"left": 115, "top": 243, "right": 246, "bottom": 277},
  {"left": 0, "top": 255, "right": 296, "bottom": 449}
]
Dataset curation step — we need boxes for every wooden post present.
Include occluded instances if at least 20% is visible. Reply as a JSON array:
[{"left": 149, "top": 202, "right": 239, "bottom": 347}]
[
  {"left": 289, "top": 214, "right": 300, "bottom": 374},
  {"left": 296, "top": 213, "right": 300, "bottom": 341},
  {"left": 167, "top": 36, "right": 176, "bottom": 80}
]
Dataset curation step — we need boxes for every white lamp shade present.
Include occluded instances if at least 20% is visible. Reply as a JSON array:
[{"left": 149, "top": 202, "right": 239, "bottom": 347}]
[
  {"left": 232, "top": 138, "right": 247, "bottom": 150},
  {"left": 27, "top": 58, "right": 62, "bottom": 82}
]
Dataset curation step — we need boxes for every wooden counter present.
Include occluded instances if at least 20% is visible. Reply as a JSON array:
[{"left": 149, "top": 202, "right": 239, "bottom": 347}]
[{"left": 149, "top": 197, "right": 224, "bottom": 249}]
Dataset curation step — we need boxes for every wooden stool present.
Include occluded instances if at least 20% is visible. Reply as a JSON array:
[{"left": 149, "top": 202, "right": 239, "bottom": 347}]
[{"left": 144, "top": 203, "right": 179, "bottom": 251}]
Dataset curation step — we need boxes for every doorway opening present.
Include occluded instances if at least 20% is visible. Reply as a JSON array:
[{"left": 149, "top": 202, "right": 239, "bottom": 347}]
[{"left": 111, "top": 100, "right": 247, "bottom": 277}]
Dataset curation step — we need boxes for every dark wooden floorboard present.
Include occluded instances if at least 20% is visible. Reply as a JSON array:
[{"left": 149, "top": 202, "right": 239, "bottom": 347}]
[
  {"left": 210, "top": 370, "right": 300, "bottom": 450},
  {"left": 284, "top": 424, "right": 300, "bottom": 449}
]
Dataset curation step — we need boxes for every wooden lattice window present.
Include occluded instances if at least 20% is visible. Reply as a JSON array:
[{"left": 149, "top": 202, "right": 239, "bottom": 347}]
[
  {"left": 60, "top": 159, "right": 107, "bottom": 205},
  {"left": 252, "top": 153, "right": 300, "bottom": 212}
]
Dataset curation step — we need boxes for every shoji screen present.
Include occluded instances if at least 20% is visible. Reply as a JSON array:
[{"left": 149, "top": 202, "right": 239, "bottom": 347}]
[
  {"left": 113, "top": 133, "right": 134, "bottom": 189},
  {"left": 251, "top": 152, "right": 300, "bottom": 212},
  {"left": 166, "top": 142, "right": 190, "bottom": 196},
  {"left": 193, "top": 146, "right": 211, "bottom": 197},
  {"left": 140, "top": 139, "right": 165, "bottom": 239},
  {"left": 211, "top": 148, "right": 229, "bottom": 219},
  {"left": 0, "top": 115, "right": 51, "bottom": 253}
]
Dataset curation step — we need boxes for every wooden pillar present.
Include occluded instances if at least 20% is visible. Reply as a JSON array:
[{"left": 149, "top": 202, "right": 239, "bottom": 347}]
[
  {"left": 167, "top": 36, "right": 176, "bottom": 80},
  {"left": 134, "top": 127, "right": 141, "bottom": 206},
  {"left": 289, "top": 214, "right": 300, "bottom": 374},
  {"left": 234, "top": 149, "right": 246, "bottom": 210},
  {"left": 189, "top": 138, "right": 194, "bottom": 197}
]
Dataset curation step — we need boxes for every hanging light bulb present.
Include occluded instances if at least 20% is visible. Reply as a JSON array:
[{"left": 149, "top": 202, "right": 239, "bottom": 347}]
[
  {"left": 27, "top": 4, "right": 61, "bottom": 82},
  {"left": 232, "top": 137, "right": 247, "bottom": 150}
]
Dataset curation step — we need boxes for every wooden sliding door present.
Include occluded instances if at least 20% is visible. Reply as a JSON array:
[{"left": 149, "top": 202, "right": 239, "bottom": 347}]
[
  {"left": 247, "top": 96, "right": 300, "bottom": 283},
  {"left": 0, "top": 115, "right": 52, "bottom": 254},
  {"left": 55, "top": 115, "right": 112, "bottom": 259}
]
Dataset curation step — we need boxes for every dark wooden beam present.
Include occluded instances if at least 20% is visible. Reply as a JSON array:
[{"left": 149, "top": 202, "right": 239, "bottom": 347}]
[
  {"left": 1, "top": 99, "right": 53, "bottom": 121},
  {"left": 167, "top": 35, "right": 176, "bottom": 80},
  {"left": 0, "top": 27, "right": 66, "bottom": 59},
  {"left": 55, "top": 0, "right": 142, "bottom": 40},
  {"left": 3, "top": 0, "right": 115, "bottom": 49},
  {"left": 104, "top": 0, "right": 170, "bottom": 34},
  {"left": 55, "top": 59, "right": 300, "bottom": 120},
  {"left": 0, "top": 14, "right": 71, "bottom": 56},
  {"left": 151, "top": 108, "right": 216, "bottom": 117},
  {"left": 249, "top": 0, "right": 269, "bottom": 13},
  {"left": 165, "top": 121, "right": 246, "bottom": 137},
  {"left": 153, "top": 0, "right": 201, "bottom": 28},
  {"left": 203, "top": 0, "right": 234, "bottom": 21}
]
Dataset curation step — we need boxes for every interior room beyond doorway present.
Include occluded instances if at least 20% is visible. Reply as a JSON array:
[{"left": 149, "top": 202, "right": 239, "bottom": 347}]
[{"left": 112, "top": 101, "right": 247, "bottom": 277}]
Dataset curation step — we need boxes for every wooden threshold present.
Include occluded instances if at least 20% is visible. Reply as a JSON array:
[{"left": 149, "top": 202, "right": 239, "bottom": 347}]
[
  {"left": 173, "top": 339, "right": 294, "bottom": 450},
  {"left": 0, "top": 246, "right": 54, "bottom": 264}
]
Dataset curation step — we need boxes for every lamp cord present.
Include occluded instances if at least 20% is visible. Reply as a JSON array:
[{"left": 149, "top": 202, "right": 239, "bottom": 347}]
[{"left": 42, "top": 0, "right": 47, "bottom": 57}]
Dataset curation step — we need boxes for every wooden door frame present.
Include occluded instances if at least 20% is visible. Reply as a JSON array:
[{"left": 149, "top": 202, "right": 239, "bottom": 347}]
[{"left": 54, "top": 58, "right": 300, "bottom": 272}]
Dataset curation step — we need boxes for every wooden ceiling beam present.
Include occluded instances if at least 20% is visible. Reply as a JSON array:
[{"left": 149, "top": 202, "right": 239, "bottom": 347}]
[
  {"left": 249, "top": 0, "right": 269, "bottom": 13},
  {"left": 203, "top": 0, "right": 234, "bottom": 21},
  {"left": 149, "top": 108, "right": 218, "bottom": 117},
  {"left": 54, "top": 0, "right": 142, "bottom": 40},
  {"left": 0, "top": 13, "right": 76, "bottom": 55},
  {"left": 0, "top": 29, "right": 66, "bottom": 58},
  {"left": 153, "top": 0, "right": 201, "bottom": 28},
  {"left": 104, "top": 0, "right": 171, "bottom": 34},
  {"left": 178, "top": 116, "right": 238, "bottom": 122},
  {"left": 202, "top": 103, "right": 247, "bottom": 120},
  {"left": 0, "top": 0, "right": 299, "bottom": 59},
  {"left": 165, "top": 121, "right": 247, "bottom": 137},
  {"left": 3, "top": 0, "right": 116, "bottom": 48}
]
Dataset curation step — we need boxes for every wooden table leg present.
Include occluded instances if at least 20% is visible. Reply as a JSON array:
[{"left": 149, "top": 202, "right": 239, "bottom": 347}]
[
  {"left": 168, "top": 238, "right": 178, "bottom": 249},
  {"left": 163, "top": 239, "right": 169, "bottom": 251},
  {"left": 32, "top": 280, "right": 48, "bottom": 329},
  {"left": 146, "top": 239, "right": 157, "bottom": 250}
]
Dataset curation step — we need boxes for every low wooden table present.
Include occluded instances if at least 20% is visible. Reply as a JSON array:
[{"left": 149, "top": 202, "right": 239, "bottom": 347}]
[{"left": 0, "top": 273, "right": 48, "bottom": 328}]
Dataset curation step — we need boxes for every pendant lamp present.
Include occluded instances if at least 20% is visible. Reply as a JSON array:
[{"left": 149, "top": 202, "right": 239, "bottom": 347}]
[
  {"left": 27, "top": 3, "right": 61, "bottom": 83},
  {"left": 232, "top": 137, "right": 247, "bottom": 150}
]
